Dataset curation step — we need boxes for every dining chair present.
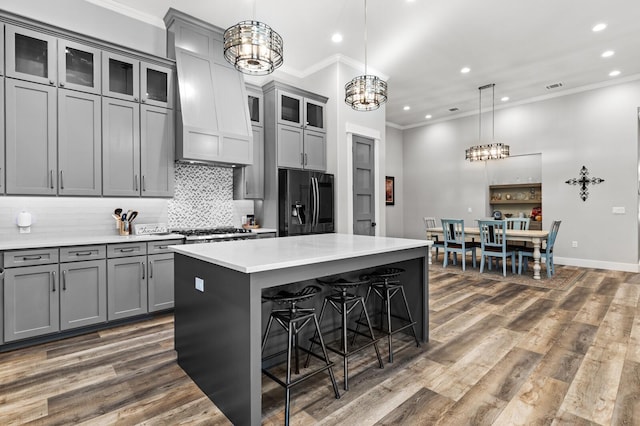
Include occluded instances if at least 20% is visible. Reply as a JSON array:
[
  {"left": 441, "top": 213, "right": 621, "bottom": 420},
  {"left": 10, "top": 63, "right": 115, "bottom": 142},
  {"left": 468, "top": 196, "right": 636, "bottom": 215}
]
[
  {"left": 478, "top": 220, "right": 517, "bottom": 277},
  {"left": 505, "top": 217, "right": 530, "bottom": 230},
  {"left": 518, "top": 220, "right": 562, "bottom": 278},
  {"left": 423, "top": 217, "right": 444, "bottom": 261},
  {"left": 441, "top": 219, "right": 476, "bottom": 271}
]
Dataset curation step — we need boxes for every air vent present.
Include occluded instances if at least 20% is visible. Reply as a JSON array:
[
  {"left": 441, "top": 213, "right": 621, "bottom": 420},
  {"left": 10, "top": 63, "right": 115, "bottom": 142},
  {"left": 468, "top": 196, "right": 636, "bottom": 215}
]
[
  {"left": 545, "top": 82, "right": 564, "bottom": 90},
  {"left": 449, "top": 107, "right": 459, "bottom": 112}
]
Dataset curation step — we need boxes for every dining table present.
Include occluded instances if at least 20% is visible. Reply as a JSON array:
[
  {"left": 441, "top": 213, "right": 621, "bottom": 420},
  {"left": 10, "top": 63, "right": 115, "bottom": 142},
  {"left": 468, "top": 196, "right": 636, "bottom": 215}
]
[{"left": 425, "top": 226, "right": 550, "bottom": 280}]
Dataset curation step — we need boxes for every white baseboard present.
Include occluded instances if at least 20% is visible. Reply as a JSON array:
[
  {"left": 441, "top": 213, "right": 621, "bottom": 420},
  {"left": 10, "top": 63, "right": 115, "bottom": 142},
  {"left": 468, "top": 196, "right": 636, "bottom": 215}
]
[{"left": 554, "top": 256, "right": 640, "bottom": 273}]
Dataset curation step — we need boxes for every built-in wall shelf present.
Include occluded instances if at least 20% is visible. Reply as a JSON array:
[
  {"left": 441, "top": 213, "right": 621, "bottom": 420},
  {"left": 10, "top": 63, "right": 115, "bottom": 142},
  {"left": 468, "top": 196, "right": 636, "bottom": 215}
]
[{"left": 489, "top": 183, "right": 542, "bottom": 230}]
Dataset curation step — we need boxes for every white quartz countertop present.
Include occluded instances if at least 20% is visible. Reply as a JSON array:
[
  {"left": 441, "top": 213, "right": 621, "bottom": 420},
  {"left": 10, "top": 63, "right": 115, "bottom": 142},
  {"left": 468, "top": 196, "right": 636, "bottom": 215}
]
[
  {"left": 171, "top": 233, "right": 432, "bottom": 273},
  {"left": 0, "top": 233, "right": 184, "bottom": 251}
]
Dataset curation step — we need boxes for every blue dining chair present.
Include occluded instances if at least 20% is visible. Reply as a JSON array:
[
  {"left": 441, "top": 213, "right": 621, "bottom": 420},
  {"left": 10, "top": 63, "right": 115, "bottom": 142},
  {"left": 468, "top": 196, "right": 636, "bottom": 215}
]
[
  {"left": 423, "top": 217, "right": 444, "bottom": 261},
  {"left": 518, "top": 220, "right": 562, "bottom": 278},
  {"left": 478, "top": 220, "right": 517, "bottom": 276},
  {"left": 505, "top": 217, "right": 530, "bottom": 230},
  {"left": 441, "top": 219, "right": 476, "bottom": 271}
]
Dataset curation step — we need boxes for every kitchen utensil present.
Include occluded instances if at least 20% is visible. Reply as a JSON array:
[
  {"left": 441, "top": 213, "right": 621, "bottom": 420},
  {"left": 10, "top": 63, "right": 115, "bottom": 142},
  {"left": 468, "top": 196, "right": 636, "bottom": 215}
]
[
  {"left": 114, "top": 208, "right": 122, "bottom": 217},
  {"left": 121, "top": 213, "right": 127, "bottom": 221},
  {"left": 111, "top": 214, "right": 121, "bottom": 221},
  {"left": 127, "top": 211, "right": 138, "bottom": 223}
]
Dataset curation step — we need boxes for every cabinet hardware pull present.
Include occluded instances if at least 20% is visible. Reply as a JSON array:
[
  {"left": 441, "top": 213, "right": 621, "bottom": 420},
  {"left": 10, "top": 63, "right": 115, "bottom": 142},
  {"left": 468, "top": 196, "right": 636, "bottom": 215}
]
[
  {"left": 0, "top": 167, "right": 2, "bottom": 187},
  {"left": 59, "top": 82, "right": 65, "bottom": 87},
  {"left": 142, "top": 175, "right": 146, "bottom": 192},
  {"left": 158, "top": 245, "right": 168, "bottom": 250},
  {"left": 62, "top": 270, "right": 67, "bottom": 291},
  {"left": 50, "top": 170, "right": 54, "bottom": 189},
  {"left": 119, "top": 248, "right": 135, "bottom": 253},
  {"left": 300, "top": 153, "right": 304, "bottom": 165},
  {"left": 49, "top": 80, "right": 55, "bottom": 86},
  {"left": 149, "top": 261, "right": 153, "bottom": 278},
  {"left": 22, "top": 255, "right": 42, "bottom": 261},
  {"left": 134, "top": 175, "right": 139, "bottom": 191},
  {"left": 74, "top": 251, "right": 92, "bottom": 256},
  {"left": 304, "top": 153, "right": 308, "bottom": 165},
  {"left": 134, "top": 97, "right": 139, "bottom": 102},
  {"left": 52, "top": 271, "right": 56, "bottom": 292},
  {"left": 246, "top": 181, "right": 248, "bottom": 194},
  {"left": 141, "top": 262, "right": 145, "bottom": 280},
  {"left": 60, "top": 170, "right": 64, "bottom": 190}
]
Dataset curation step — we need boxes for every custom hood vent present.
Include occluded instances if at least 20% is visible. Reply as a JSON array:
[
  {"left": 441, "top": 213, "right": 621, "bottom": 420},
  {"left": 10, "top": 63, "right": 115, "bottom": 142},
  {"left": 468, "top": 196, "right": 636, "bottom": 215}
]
[{"left": 164, "top": 9, "right": 253, "bottom": 167}]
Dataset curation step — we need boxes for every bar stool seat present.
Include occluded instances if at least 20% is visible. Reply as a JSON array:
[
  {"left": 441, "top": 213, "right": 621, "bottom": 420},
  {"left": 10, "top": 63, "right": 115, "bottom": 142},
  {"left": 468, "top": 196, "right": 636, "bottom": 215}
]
[
  {"left": 261, "top": 285, "right": 340, "bottom": 426},
  {"left": 306, "top": 277, "right": 384, "bottom": 390},
  {"left": 359, "top": 267, "right": 420, "bottom": 363}
]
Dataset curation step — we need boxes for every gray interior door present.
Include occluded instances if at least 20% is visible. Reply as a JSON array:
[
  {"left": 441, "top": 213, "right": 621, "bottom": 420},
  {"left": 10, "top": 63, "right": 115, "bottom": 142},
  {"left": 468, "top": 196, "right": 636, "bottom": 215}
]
[{"left": 353, "top": 135, "right": 375, "bottom": 235}]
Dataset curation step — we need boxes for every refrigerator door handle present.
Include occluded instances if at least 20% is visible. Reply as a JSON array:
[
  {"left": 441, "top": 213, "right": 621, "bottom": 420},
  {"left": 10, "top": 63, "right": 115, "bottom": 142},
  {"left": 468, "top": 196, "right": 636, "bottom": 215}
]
[{"left": 313, "top": 177, "right": 320, "bottom": 227}]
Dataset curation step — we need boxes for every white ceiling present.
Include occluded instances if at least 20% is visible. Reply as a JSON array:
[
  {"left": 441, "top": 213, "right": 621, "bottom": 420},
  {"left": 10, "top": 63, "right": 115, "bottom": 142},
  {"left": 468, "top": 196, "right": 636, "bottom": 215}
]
[{"left": 106, "top": 0, "right": 640, "bottom": 128}]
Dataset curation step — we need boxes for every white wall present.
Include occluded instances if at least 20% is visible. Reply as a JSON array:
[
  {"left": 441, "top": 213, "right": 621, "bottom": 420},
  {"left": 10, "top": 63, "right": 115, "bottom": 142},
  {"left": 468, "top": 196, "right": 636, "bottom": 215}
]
[
  {"left": 400, "top": 80, "right": 640, "bottom": 271},
  {"left": 385, "top": 126, "right": 404, "bottom": 237}
]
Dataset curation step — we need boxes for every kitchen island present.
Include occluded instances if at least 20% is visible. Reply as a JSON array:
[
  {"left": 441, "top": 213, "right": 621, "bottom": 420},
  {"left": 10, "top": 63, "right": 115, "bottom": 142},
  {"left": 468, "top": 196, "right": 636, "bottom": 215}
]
[{"left": 171, "top": 233, "right": 431, "bottom": 425}]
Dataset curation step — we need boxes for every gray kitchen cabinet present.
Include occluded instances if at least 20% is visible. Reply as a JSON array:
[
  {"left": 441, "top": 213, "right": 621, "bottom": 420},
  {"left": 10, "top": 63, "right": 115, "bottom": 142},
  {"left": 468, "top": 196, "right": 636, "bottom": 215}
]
[
  {"left": 5, "top": 24, "right": 57, "bottom": 87},
  {"left": 102, "top": 51, "right": 140, "bottom": 102},
  {"left": 147, "top": 253, "right": 174, "bottom": 312},
  {"left": 60, "top": 258, "right": 107, "bottom": 330},
  {"left": 0, "top": 23, "right": 4, "bottom": 77},
  {"left": 301, "top": 129, "right": 327, "bottom": 171},
  {"left": 0, "top": 76, "right": 4, "bottom": 192},
  {"left": 57, "top": 39, "right": 101, "bottom": 95},
  {"left": 276, "top": 124, "right": 326, "bottom": 171},
  {"left": 3, "top": 264, "right": 60, "bottom": 342},
  {"left": 107, "top": 255, "right": 147, "bottom": 320},
  {"left": 141, "top": 62, "right": 174, "bottom": 109},
  {"left": 58, "top": 89, "right": 102, "bottom": 196},
  {"left": 5, "top": 78, "right": 57, "bottom": 195},
  {"left": 102, "top": 97, "right": 141, "bottom": 196},
  {"left": 247, "top": 84, "right": 263, "bottom": 127},
  {"left": 141, "top": 105, "right": 174, "bottom": 197},
  {"left": 255, "top": 232, "right": 276, "bottom": 239},
  {"left": 234, "top": 125, "right": 264, "bottom": 199}
]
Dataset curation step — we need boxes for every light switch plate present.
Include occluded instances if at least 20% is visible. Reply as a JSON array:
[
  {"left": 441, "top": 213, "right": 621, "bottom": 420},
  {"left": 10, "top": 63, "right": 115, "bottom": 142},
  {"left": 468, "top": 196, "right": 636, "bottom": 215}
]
[
  {"left": 612, "top": 207, "right": 625, "bottom": 214},
  {"left": 195, "top": 277, "right": 204, "bottom": 292}
]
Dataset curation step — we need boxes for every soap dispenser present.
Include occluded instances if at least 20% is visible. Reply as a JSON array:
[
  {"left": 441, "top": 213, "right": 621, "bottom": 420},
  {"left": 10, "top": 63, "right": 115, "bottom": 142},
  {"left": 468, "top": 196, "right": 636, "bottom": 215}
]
[{"left": 17, "top": 210, "right": 32, "bottom": 233}]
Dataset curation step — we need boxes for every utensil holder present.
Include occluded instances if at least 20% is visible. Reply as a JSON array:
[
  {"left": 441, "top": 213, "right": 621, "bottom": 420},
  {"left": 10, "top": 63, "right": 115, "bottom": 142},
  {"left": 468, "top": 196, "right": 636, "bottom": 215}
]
[{"left": 118, "top": 219, "right": 130, "bottom": 236}]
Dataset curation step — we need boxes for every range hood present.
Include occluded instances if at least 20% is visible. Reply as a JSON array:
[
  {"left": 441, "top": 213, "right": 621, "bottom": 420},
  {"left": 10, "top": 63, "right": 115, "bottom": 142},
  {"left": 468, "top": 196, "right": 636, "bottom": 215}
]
[{"left": 164, "top": 9, "right": 253, "bottom": 167}]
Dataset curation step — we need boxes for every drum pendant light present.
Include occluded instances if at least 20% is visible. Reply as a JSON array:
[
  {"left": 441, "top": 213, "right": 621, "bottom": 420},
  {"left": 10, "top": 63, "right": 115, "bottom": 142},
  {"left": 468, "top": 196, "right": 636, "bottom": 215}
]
[
  {"left": 345, "top": 0, "right": 388, "bottom": 111},
  {"left": 223, "top": 0, "right": 283, "bottom": 76},
  {"left": 465, "top": 84, "right": 510, "bottom": 161}
]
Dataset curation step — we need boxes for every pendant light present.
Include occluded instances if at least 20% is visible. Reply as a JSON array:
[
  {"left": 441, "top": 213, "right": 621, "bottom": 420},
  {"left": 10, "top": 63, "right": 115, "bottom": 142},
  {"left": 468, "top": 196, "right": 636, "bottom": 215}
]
[
  {"left": 223, "top": 0, "right": 283, "bottom": 76},
  {"left": 345, "top": 0, "right": 388, "bottom": 111},
  {"left": 465, "top": 84, "right": 510, "bottom": 161}
]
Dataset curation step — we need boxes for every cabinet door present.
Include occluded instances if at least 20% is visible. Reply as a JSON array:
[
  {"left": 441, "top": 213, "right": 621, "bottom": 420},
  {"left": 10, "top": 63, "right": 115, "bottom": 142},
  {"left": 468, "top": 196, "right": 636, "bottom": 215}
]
[
  {"left": 60, "top": 259, "right": 107, "bottom": 330},
  {"left": 102, "top": 97, "right": 140, "bottom": 196},
  {"left": 246, "top": 126, "right": 264, "bottom": 198},
  {"left": 5, "top": 79, "right": 57, "bottom": 195},
  {"left": 0, "top": 23, "right": 4, "bottom": 77},
  {"left": 107, "top": 256, "right": 147, "bottom": 320},
  {"left": 277, "top": 124, "right": 304, "bottom": 169},
  {"left": 58, "top": 39, "right": 101, "bottom": 95},
  {"left": 58, "top": 89, "right": 102, "bottom": 196},
  {"left": 102, "top": 52, "right": 140, "bottom": 102},
  {"left": 0, "top": 78, "right": 4, "bottom": 192},
  {"left": 303, "top": 129, "right": 327, "bottom": 171},
  {"left": 247, "top": 87, "right": 263, "bottom": 127},
  {"left": 304, "top": 98, "right": 325, "bottom": 132},
  {"left": 5, "top": 25, "right": 57, "bottom": 86},
  {"left": 141, "top": 62, "right": 174, "bottom": 109},
  {"left": 148, "top": 253, "right": 174, "bottom": 312},
  {"left": 141, "top": 105, "right": 174, "bottom": 197},
  {"left": 277, "top": 91, "right": 303, "bottom": 127},
  {"left": 4, "top": 264, "right": 60, "bottom": 342}
]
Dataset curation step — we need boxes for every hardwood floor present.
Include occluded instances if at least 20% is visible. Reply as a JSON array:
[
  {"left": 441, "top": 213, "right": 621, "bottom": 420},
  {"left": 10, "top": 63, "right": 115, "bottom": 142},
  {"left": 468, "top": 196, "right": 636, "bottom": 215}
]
[{"left": 1, "top": 265, "right": 639, "bottom": 425}]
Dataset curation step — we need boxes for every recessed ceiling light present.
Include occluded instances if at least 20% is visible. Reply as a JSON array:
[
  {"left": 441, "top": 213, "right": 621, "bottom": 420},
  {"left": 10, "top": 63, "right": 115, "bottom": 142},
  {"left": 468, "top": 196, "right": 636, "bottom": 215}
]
[
  {"left": 592, "top": 23, "right": 607, "bottom": 32},
  {"left": 425, "top": 114, "right": 432, "bottom": 119},
  {"left": 403, "top": 106, "right": 411, "bottom": 111},
  {"left": 609, "top": 70, "right": 621, "bottom": 77},
  {"left": 460, "top": 67, "right": 471, "bottom": 74},
  {"left": 501, "top": 96, "right": 509, "bottom": 102},
  {"left": 331, "top": 33, "right": 343, "bottom": 43},
  {"left": 601, "top": 50, "right": 615, "bottom": 58}
]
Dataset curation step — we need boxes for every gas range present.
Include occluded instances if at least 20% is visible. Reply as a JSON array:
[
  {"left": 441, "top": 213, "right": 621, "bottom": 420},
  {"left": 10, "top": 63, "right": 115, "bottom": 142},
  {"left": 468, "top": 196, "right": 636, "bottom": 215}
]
[{"left": 171, "top": 227, "right": 257, "bottom": 243}]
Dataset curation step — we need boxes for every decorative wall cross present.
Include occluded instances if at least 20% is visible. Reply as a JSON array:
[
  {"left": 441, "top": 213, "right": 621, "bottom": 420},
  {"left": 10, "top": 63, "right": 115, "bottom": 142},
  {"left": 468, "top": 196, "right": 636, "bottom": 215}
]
[{"left": 565, "top": 165, "right": 605, "bottom": 201}]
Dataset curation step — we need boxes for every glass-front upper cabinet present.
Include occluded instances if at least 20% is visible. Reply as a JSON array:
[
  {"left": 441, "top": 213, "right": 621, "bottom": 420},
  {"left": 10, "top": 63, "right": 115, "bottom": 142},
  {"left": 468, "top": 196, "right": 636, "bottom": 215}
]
[
  {"left": 141, "top": 62, "right": 174, "bottom": 109},
  {"left": 277, "top": 91, "right": 303, "bottom": 127},
  {"left": 246, "top": 85, "right": 263, "bottom": 127},
  {"left": 5, "top": 25, "right": 57, "bottom": 86},
  {"left": 102, "top": 51, "right": 140, "bottom": 102},
  {"left": 58, "top": 40, "right": 101, "bottom": 95},
  {"left": 304, "top": 98, "right": 325, "bottom": 132}
]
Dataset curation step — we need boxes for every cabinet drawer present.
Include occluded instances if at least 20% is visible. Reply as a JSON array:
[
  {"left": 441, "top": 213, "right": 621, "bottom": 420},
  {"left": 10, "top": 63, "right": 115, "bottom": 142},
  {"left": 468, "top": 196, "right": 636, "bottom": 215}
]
[
  {"left": 60, "top": 245, "right": 106, "bottom": 262},
  {"left": 4, "top": 248, "right": 59, "bottom": 268},
  {"left": 107, "top": 242, "right": 147, "bottom": 258},
  {"left": 148, "top": 239, "right": 183, "bottom": 255}
]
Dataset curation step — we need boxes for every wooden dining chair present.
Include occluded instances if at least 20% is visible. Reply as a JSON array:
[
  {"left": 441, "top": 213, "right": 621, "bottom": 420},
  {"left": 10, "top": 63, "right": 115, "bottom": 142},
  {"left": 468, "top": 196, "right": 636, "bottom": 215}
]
[
  {"left": 441, "top": 219, "right": 476, "bottom": 271},
  {"left": 505, "top": 217, "right": 530, "bottom": 230},
  {"left": 478, "top": 220, "right": 517, "bottom": 276},
  {"left": 423, "top": 217, "right": 444, "bottom": 260},
  {"left": 518, "top": 220, "right": 561, "bottom": 278}
]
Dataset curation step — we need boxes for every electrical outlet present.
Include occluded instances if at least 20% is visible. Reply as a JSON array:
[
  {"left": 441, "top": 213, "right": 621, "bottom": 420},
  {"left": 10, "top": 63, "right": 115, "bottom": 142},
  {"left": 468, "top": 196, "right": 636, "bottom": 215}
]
[
  {"left": 571, "top": 241, "right": 578, "bottom": 248},
  {"left": 467, "top": 207, "right": 472, "bottom": 213},
  {"left": 612, "top": 206, "right": 625, "bottom": 214},
  {"left": 195, "top": 277, "right": 204, "bottom": 292}
]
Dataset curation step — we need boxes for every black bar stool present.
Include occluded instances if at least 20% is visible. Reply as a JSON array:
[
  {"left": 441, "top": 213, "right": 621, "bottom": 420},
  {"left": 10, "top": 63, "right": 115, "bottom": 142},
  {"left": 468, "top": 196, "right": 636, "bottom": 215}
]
[
  {"left": 261, "top": 285, "right": 340, "bottom": 425},
  {"left": 306, "top": 276, "right": 384, "bottom": 390},
  {"left": 359, "top": 268, "right": 420, "bottom": 363}
]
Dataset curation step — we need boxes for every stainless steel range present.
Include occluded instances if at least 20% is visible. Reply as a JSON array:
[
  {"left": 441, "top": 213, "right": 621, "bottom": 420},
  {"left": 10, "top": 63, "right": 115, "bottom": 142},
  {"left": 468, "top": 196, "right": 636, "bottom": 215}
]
[{"left": 172, "top": 227, "right": 257, "bottom": 244}]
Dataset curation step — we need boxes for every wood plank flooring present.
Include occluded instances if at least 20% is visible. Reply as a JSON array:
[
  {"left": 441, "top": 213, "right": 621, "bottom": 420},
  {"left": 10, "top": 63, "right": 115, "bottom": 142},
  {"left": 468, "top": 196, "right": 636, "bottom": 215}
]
[{"left": 1, "top": 265, "right": 639, "bottom": 425}]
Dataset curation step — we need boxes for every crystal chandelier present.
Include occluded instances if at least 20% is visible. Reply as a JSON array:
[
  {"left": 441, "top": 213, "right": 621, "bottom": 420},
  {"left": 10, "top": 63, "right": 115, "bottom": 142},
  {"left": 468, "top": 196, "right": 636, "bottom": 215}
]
[
  {"left": 223, "top": 1, "right": 283, "bottom": 76},
  {"left": 465, "top": 84, "right": 510, "bottom": 161},
  {"left": 345, "top": 0, "right": 387, "bottom": 111}
]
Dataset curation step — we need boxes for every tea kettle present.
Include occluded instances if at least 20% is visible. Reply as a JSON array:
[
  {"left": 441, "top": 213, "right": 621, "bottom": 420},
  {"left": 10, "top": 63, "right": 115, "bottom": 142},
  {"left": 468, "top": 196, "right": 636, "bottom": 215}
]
[{"left": 492, "top": 210, "right": 502, "bottom": 220}]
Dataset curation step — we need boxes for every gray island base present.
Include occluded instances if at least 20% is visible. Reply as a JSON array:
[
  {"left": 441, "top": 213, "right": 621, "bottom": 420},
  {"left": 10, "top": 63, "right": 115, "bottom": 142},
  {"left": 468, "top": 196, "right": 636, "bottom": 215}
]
[{"left": 171, "top": 234, "right": 431, "bottom": 425}]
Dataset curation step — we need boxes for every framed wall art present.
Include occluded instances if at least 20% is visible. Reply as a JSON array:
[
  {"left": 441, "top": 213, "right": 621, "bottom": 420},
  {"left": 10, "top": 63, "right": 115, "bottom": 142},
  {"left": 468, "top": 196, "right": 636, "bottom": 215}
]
[{"left": 385, "top": 176, "right": 395, "bottom": 205}]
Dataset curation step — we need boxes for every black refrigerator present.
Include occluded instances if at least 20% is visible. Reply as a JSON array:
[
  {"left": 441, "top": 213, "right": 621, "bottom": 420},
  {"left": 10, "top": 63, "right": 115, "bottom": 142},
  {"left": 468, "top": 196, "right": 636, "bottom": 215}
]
[{"left": 278, "top": 169, "right": 335, "bottom": 236}]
